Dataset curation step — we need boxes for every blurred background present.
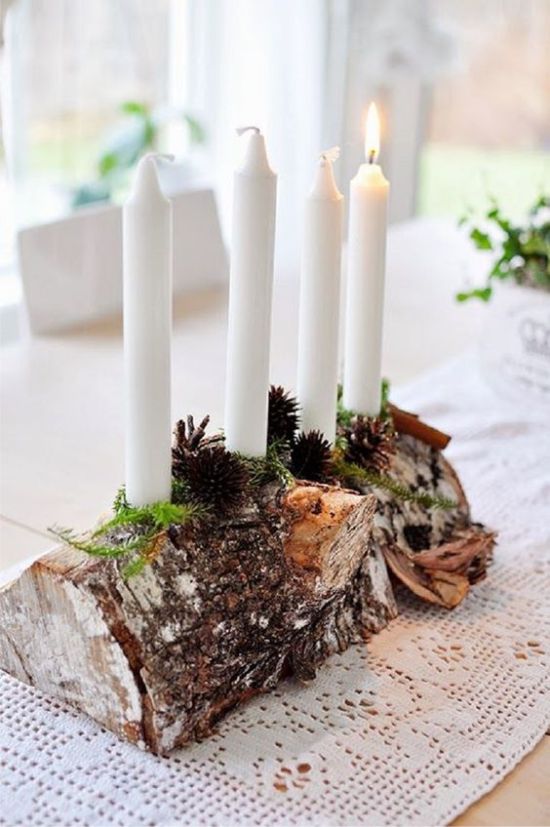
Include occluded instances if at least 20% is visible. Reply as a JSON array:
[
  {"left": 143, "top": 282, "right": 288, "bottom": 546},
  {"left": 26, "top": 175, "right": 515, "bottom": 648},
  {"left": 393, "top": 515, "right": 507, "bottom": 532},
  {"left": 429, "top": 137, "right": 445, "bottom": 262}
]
[
  {"left": 0, "top": 0, "right": 549, "bottom": 571},
  {"left": 0, "top": 0, "right": 549, "bottom": 343}
]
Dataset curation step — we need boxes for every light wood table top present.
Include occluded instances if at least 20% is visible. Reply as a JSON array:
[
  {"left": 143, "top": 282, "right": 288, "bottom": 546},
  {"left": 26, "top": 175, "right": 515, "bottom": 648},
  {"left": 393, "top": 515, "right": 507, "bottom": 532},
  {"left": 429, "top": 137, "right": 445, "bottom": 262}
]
[{"left": 1, "top": 217, "right": 547, "bottom": 825}]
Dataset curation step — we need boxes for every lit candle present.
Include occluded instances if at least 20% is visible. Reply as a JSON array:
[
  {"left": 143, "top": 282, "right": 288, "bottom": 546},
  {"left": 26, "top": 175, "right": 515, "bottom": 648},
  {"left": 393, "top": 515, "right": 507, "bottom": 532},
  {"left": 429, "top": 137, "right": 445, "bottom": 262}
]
[
  {"left": 297, "top": 148, "right": 343, "bottom": 443},
  {"left": 123, "top": 154, "right": 173, "bottom": 505},
  {"left": 224, "top": 127, "right": 277, "bottom": 456},
  {"left": 343, "top": 103, "right": 390, "bottom": 415}
]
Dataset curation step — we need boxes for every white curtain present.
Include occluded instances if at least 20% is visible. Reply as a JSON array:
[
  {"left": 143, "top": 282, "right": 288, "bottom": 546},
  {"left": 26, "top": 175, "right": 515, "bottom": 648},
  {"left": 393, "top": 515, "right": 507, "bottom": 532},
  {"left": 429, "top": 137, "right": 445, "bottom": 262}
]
[
  {"left": 184, "top": 0, "right": 456, "bottom": 271},
  {"left": 185, "top": 0, "right": 329, "bottom": 275}
]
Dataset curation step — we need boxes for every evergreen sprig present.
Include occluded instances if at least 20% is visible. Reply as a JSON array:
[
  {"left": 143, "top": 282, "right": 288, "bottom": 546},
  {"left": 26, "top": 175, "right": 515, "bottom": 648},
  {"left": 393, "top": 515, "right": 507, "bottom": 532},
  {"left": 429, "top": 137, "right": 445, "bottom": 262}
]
[
  {"left": 337, "top": 378, "right": 391, "bottom": 426},
  {"left": 239, "top": 440, "right": 295, "bottom": 488},
  {"left": 92, "top": 499, "right": 202, "bottom": 539},
  {"left": 50, "top": 492, "right": 204, "bottom": 579},
  {"left": 332, "top": 457, "right": 457, "bottom": 511}
]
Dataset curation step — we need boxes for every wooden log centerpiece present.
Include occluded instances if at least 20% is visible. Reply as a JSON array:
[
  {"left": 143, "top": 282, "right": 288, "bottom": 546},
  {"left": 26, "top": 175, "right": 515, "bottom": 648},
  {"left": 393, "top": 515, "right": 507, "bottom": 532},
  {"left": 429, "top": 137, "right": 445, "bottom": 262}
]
[{"left": 0, "top": 395, "right": 495, "bottom": 754}]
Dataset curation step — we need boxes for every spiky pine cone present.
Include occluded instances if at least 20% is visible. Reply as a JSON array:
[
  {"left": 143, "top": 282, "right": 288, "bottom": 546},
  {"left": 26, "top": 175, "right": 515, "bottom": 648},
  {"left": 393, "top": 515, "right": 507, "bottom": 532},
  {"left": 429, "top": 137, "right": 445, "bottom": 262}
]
[
  {"left": 267, "top": 385, "right": 300, "bottom": 446},
  {"left": 172, "top": 414, "right": 224, "bottom": 479},
  {"left": 290, "top": 430, "right": 333, "bottom": 482},
  {"left": 339, "top": 414, "right": 395, "bottom": 473},
  {"left": 184, "top": 446, "right": 249, "bottom": 514}
]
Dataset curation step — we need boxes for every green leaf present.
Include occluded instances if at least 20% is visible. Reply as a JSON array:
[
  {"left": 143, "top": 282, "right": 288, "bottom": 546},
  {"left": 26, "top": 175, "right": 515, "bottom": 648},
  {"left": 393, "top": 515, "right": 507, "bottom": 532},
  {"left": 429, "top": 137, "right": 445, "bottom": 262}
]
[
  {"left": 380, "top": 378, "right": 391, "bottom": 420},
  {"left": 120, "top": 100, "right": 150, "bottom": 117},
  {"left": 530, "top": 194, "right": 550, "bottom": 215},
  {"left": 469, "top": 228, "right": 493, "bottom": 250},
  {"left": 522, "top": 234, "right": 549, "bottom": 257},
  {"left": 143, "top": 118, "right": 156, "bottom": 149},
  {"left": 489, "top": 258, "right": 508, "bottom": 279},
  {"left": 486, "top": 207, "right": 514, "bottom": 236},
  {"left": 336, "top": 384, "right": 356, "bottom": 428},
  {"left": 456, "top": 286, "right": 493, "bottom": 303},
  {"left": 98, "top": 152, "right": 119, "bottom": 178},
  {"left": 97, "top": 115, "right": 158, "bottom": 180},
  {"left": 71, "top": 181, "right": 111, "bottom": 209},
  {"left": 502, "top": 233, "right": 522, "bottom": 260},
  {"left": 183, "top": 113, "right": 206, "bottom": 145}
]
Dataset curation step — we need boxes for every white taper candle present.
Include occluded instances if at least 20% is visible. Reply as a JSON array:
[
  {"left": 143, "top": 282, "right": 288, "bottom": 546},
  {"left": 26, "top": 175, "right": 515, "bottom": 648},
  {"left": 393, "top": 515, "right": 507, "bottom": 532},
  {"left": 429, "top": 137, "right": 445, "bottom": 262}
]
[
  {"left": 297, "top": 148, "right": 343, "bottom": 443},
  {"left": 343, "top": 104, "right": 389, "bottom": 415},
  {"left": 224, "top": 127, "right": 277, "bottom": 456},
  {"left": 123, "top": 154, "right": 173, "bottom": 505}
]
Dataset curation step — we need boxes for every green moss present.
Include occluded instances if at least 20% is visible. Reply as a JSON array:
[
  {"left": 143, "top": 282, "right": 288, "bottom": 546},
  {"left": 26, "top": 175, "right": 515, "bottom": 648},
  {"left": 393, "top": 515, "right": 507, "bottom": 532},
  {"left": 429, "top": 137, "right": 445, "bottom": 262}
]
[{"left": 50, "top": 488, "right": 205, "bottom": 579}]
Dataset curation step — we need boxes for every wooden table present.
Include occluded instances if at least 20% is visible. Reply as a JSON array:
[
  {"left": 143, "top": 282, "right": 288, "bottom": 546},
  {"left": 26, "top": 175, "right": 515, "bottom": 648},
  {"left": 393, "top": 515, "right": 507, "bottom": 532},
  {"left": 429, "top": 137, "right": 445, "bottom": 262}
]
[{"left": 0, "top": 217, "right": 547, "bottom": 824}]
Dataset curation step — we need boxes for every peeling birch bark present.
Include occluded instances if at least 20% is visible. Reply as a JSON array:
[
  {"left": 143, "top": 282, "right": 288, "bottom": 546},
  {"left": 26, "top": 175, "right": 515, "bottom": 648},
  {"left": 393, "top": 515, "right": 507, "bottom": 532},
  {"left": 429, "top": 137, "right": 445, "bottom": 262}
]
[
  {"left": 0, "top": 435, "right": 494, "bottom": 753},
  {"left": 0, "top": 482, "right": 394, "bottom": 754},
  {"left": 353, "top": 434, "right": 496, "bottom": 608}
]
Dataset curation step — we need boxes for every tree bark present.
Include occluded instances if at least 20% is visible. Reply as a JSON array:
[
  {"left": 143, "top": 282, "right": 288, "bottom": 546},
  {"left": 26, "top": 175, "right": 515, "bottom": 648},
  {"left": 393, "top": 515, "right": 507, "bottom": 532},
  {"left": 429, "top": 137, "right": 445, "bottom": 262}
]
[
  {"left": 0, "top": 434, "right": 494, "bottom": 754},
  {"left": 359, "top": 434, "right": 496, "bottom": 608},
  {"left": 0, "top": 482, "right": 395, "bottom": 754}
]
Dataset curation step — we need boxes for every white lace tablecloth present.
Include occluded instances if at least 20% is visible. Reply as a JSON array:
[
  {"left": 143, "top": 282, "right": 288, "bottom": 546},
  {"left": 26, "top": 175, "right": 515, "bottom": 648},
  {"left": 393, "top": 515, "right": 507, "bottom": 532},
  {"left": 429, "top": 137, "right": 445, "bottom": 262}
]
[{"left": 1, "top": 353, "right": 549, "bottom": 827}]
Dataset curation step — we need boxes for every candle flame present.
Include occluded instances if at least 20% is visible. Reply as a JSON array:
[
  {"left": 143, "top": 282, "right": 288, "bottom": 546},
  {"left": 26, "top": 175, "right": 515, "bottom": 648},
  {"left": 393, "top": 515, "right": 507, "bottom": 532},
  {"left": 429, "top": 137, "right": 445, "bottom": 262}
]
[{"left": 364, "top": 102, "right": 380, "bottom": 163}]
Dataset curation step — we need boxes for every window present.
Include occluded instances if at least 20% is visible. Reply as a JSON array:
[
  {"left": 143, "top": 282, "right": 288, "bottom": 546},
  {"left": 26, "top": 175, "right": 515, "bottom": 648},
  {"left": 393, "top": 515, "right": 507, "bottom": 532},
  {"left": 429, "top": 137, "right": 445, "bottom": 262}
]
[
  {"left": 4, "top": 0, "right": 173, "bottom": 228},
  {"left": 419, "top": 0, "right": 550, "bottom": 219}
]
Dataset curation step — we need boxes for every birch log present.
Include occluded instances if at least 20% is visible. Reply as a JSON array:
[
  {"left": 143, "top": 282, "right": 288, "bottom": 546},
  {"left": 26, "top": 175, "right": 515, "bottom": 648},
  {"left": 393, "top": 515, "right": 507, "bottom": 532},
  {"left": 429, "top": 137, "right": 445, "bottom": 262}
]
[
  {"left": 361, "top": 434, "right": 496, "bottom": 608},
  {"left": 0, "top": 482, "right": 394, "bottom": 754},
  {"left": 0, "top": 434, "right": 495, "bottom": 754}
]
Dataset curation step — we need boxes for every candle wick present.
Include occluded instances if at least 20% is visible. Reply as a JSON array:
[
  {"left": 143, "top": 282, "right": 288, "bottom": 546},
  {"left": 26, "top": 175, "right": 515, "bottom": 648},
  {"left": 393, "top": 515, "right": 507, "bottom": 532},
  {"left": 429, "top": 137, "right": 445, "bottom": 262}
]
[
  {"left": 236, "top": 125, "right": 261, "bottom": 137},
  {"left": 320, "top": 146, "right": 340, "bottom": 164},
  {"left": 142, "top": 152, "right": 175, "bottom": 164},
  {"left": 368, "top": 149, "right": 376, "bottom": 164}
]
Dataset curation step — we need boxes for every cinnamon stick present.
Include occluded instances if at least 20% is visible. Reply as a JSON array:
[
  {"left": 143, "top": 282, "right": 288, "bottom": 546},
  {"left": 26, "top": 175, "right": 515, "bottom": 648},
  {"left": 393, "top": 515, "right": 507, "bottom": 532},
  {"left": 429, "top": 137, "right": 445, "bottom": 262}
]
[{"left": 389, "top": 404, "right": 451, "bottom": 450}]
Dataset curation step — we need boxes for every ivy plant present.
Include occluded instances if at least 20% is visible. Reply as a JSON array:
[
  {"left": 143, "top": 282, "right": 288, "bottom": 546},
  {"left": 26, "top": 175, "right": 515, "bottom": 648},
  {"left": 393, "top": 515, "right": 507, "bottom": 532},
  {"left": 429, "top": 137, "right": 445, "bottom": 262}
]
[{"left": 456, "top": 195, "right": 550, "bottom": 303}]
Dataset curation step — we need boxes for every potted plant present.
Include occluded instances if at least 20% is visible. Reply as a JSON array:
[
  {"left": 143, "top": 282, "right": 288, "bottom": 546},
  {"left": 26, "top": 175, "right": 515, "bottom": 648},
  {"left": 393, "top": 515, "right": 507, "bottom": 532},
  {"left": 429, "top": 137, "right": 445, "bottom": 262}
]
[
  {"left": 457, "top": 196, "right": 550, "bottom": 407},
  {"left": 18, "top": 104, "right": 227, "bottom": 334},
  {"left": 71, "top": 101, "right": 206, "bottom": 208}
]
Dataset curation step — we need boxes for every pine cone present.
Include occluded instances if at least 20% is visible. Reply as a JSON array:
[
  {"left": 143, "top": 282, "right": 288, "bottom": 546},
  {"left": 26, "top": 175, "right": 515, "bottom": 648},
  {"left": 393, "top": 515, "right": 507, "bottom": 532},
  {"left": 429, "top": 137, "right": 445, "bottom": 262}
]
[
  {"left": 290, "top": 430, "right": 333, "bottom": 482},
  {"left": 268, "top": 386, "right": 300, "bottom": 446},
  {"left": 339, "top": 415, "right": 395, "bottom": 472},
  {"left": 184, "top": 446, "right": 249, "bottom": 514},
  {"left": 172, "top": 414, "right": 224, "bottom": 479}
]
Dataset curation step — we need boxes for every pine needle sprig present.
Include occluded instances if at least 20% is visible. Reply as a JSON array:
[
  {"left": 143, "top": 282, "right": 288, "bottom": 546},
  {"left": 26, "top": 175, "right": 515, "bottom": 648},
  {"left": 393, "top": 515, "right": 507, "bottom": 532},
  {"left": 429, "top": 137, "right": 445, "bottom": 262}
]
[
  {"left": 239, "top": 440, "right": 295, "bottom": 488},
  {"left": 337, "top": 378, "right": 392, "bottom": 426},
  {"left": 380, "top": 377, "right": 391, "bottom": 421},
  {"left": 49, "top": 526, "right": 148, "bottom": 559},
  {"left": 332, "top": 457, "right": 457, "bottom": 511},
  {"left": 336, "top": 384, "right": 355, "bottom": 428},
  {"left": 49, "top": 525, "right": 160, "bottom": 581},
  {"left": 91, "top": 499, "right": 203, "bottom": 539},
  {"left": 113, "top": 485, "right": 130, "bottom": 515},
  {"left": 49, "top": 496, "right": 205, "bottom": 579}
]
